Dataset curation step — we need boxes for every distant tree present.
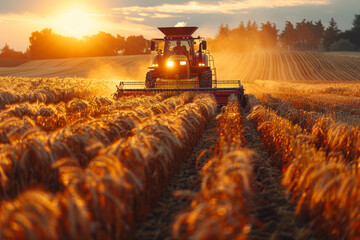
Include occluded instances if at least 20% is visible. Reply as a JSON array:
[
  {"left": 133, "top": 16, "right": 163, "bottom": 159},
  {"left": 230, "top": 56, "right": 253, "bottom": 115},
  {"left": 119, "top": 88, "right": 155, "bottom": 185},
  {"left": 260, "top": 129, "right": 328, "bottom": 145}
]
[
  {"left": 115, "top": 34, "right": 126, "bottom": 54},
  {"left": 340, "top": 14, "right": 360, "bottom": 49},
  {"left": 246, "top": 21, "right": 259, "bottom": 34},
  {"left": 123, "top": 35, "right": 149, "bottom": 55},
  {"left": 210, "top": 20, "right": 279, "bottom": 52},
  {"left": 246, "top": 21, "right": 260, "bottom": 50},
  {"left": 350, "top": 14, "right": 360, "bottom": 47},
  {"left": 260, "top": 21, "right": 279, "bottom": 48},
  {"left": 28, "top": 28, "right": 147, "bottom": 59},
  {"left": 323, "top": 18, "right": 340, "bottom": 51},
  {"left": 86, "top": 31, "right": 119, "bottom": 56},
  {"left": 217, "top": 24, "right": 230, "bottom": 38},
  {"left": 352, "top": 14, "right": 360, "bottom": 31},
  {"left": 314, "top": 20, "right": 325, "bottom": 48},
  {"left": 231, "top": 21, "right": 246, "bottom": 38},
  {"left": 0, "top": 44, "right": 10, "bottom": 56},
  {"left": 330, "top": 38, "right": 357, "bottom": 51},
  {"left": 29, "top": 28, "right": 56, "bottom": 59},
  {"left": 0, "top": 44, "right": 26, "bottom": 58},
  {"left": 280, "top": 21, "right": 296, "bottom": 49},
  {"left": 238, "top": 21, "right": 246, "bottom": 34},
  {"left": 294, "top": 19, "right": 323, "bottom": 50}
]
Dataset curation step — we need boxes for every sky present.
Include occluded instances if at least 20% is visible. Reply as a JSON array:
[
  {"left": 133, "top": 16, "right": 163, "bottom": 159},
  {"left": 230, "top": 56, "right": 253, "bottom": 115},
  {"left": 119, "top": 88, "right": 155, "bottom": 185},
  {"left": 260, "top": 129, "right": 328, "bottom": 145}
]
[{"left": 0, "top": 0, "right": 359, "bottom": 51}]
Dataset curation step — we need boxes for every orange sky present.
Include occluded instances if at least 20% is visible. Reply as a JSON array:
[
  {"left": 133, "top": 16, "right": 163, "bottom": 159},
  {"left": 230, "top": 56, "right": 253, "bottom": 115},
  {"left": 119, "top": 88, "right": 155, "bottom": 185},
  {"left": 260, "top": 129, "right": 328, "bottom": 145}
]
[{"left": 0, "top": 0, "right": 358, "bottom": 51}]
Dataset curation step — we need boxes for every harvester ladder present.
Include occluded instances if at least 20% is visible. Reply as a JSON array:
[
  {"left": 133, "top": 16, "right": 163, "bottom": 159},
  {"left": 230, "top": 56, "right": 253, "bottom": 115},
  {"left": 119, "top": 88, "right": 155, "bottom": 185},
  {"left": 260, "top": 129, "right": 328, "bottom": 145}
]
[{"left": 205, "top": 50, "right": 217, "bottom": 87}]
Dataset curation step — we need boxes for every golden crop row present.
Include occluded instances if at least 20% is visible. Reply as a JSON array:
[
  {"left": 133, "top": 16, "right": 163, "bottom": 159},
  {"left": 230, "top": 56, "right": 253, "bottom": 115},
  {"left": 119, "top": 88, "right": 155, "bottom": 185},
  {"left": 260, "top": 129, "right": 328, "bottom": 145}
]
[
  {"left": 174, "top": 95, "right": 254, "bottom": 240},
  {"left": 260, "top": 94, "right": 360, "bottom": 162},
  {"left": 0, "top": 76, "right": 117, "bottom": 110},
  {"left": 0, "top": 93, "right": 217, "bottom": 239},
  {"left": 0, "top": 93, "right": 194, "bottom": 200},
  {"left": 248, "top": 102, "right": 360, "bottom": 239},
  {"left": 0, "top": 94, "right": 171, "bottom": 137}
]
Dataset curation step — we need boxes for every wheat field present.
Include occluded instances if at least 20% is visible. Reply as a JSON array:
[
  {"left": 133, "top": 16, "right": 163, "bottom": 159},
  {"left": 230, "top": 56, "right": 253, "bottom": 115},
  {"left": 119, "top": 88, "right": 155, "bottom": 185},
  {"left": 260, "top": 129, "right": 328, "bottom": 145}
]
[{"left": 0, "top": 50, "right": 360, "bottom": 239}]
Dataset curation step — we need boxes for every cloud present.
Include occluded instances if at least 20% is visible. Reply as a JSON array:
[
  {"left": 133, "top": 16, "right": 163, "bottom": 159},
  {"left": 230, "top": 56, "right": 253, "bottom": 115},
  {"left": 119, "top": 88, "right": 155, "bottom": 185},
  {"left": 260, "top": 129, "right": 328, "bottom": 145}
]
[
  {"left": 112, "top": 0, "right": 329, "bottom": 15},
  {"left": 125, "top": 16, "right": 145, "bottom": 22},
  {"left": 151, "top": 13, "right": 178, "bottom": 18},
  {"left": 138, "top": 12, "right": 149, "bottom": 17},
  {"left": 175, "top": 21, "right": 187, "bottom": 27},
  {"left": 0, "top": 13, "right": 42, "bottom": 23}
]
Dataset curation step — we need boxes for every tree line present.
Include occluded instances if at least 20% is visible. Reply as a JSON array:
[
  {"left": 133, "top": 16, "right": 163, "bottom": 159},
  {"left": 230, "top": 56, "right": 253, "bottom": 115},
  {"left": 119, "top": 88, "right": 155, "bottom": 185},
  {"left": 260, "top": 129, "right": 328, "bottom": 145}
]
[
  {"left": 209, "top": 14, "right": 360, "bottom": 52},
  {"left": 1, "top": 14, "right": 359, "bottom": 59},
  {"left": 0, "top": 28, "right": 150, "bottom": 59}
]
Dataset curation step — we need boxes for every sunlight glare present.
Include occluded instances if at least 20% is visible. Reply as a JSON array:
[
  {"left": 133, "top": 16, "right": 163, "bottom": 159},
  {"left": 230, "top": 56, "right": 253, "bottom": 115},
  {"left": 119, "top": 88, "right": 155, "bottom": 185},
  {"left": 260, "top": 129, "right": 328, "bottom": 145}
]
[{"left": 54, "top": 7, "right": 97, "bottom": 39}]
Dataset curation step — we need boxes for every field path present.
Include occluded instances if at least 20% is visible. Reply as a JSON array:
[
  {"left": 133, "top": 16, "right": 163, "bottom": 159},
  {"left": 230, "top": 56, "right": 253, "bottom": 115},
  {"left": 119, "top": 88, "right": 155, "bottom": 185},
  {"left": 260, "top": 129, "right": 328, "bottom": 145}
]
[
  {"left": 242, "top": 109, "right": 314, "bottom": 240},
  {"left": 134, "top": 113, "right": 219, "bottom": 240}
]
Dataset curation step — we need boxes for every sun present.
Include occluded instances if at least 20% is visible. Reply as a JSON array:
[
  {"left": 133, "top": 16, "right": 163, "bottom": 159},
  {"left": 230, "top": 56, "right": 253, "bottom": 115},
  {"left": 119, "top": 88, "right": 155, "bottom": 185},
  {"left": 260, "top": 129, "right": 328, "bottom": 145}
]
[{"left": 53, "top": 7, "right": 98, "bottom": 39}]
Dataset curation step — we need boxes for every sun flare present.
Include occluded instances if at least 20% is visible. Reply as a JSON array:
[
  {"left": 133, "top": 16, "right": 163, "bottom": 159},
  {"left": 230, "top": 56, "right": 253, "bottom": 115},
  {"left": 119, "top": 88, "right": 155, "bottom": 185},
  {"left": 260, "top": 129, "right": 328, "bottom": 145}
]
[{"left": 53, "top": 8, "right": 97, "bottom": 39}]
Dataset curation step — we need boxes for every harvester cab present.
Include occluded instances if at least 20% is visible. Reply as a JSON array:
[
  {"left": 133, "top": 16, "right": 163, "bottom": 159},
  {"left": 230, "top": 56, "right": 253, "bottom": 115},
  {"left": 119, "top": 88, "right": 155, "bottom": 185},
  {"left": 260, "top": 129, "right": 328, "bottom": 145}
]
[
  {"left": 114, "top": 26, "right": 247, "bottom": 106},
  {"left": 147, "top": 27, "right": 213, "bottom": 88}
]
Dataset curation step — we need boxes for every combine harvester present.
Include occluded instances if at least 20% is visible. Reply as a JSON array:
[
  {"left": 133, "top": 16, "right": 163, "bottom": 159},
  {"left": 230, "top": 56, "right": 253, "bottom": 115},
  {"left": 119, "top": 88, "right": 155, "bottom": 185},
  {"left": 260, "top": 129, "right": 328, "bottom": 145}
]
[{"left": 114, "top": 26, "right": 247, "bottom": 106}]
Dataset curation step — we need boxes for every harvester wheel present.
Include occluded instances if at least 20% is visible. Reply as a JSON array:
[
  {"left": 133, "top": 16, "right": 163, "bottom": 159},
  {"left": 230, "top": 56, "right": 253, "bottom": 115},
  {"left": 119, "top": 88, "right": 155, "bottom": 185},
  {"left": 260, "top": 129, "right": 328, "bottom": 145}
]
[
  {"left": 199, "top": 70, "right": 212, "bottom": 88},
  {"left": 146, "top": 71, "right": 157, "bottom": 88}
]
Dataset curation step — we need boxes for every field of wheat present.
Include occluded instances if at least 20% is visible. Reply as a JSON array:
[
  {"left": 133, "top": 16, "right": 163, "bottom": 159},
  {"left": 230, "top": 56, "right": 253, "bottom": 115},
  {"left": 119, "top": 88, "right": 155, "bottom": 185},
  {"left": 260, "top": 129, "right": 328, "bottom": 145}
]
[{"left": 0, "top": 50, "right": 360, "bottom": 239}]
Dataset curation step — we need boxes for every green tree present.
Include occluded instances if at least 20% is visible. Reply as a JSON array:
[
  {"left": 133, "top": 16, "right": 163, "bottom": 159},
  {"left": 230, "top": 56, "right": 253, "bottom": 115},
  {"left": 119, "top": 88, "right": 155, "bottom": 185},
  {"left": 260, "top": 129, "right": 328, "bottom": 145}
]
[
  {"left": 280, "top": 21, "right": 296, "bottom": 49},
  {"left": 340, "top": 14, "right": 360, "bottom": 49},
  {"left": 294, "top": 19, "right": 323, "bottom": 50},
  {"left": 323, "top": 18, "right": 340, "bottom": 51},
  {"left": 314, "top": 20, "right": 325, "bottom": 48},
  {"left": 352, "top": 14, "right": 360, "bottom": 31}
]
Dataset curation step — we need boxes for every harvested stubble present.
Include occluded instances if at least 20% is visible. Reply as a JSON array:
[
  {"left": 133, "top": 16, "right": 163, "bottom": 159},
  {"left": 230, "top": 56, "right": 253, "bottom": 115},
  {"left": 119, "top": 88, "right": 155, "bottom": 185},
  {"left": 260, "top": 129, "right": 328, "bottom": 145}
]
[
  {"left": 173, "top": 95, "right": 254, "bottom": 240},
  {"left": 248, "top": 103, "right": 360, "bottom": 240},
  {"left": 0, "top": 93, "right": 217, "bottom": 240}
]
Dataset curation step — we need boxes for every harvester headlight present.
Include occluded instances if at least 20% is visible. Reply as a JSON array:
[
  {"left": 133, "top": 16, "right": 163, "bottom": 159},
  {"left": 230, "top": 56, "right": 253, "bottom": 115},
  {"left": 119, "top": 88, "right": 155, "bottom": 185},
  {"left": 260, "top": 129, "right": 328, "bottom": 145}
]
[
  {"left": 180, "top": 61, "right": 187, "bottom": 66},
  {"left": 198, "top": 63, "right": 205, "bottom": 66},
  {"left": 152, "top": 63, "right": 159, "bottom": 67},
  {"left": 167, "top": 60, "right": 174, "bottom": 68}
]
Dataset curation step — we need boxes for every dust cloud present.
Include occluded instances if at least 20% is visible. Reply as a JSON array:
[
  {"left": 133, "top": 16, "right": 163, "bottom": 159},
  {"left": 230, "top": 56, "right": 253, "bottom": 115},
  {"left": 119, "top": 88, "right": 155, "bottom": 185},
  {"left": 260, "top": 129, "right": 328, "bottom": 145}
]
[{"left": 86, "top": 55, "right": 152, "bottom": 96}]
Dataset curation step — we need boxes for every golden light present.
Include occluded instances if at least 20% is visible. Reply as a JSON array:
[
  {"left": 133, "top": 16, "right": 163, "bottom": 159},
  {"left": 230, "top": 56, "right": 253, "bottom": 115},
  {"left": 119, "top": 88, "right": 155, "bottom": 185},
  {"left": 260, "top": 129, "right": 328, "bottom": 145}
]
[
  {"left": 167, "top": 60, "right": 174, "bottom": 68},
  {"left": 53, "top": 7, "right": 98, "bottom": 39}
]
